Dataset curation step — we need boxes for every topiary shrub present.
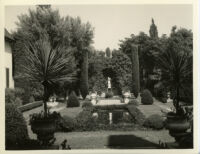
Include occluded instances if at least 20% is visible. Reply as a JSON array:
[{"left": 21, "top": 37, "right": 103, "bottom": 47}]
[
  {"left": 75, "top": 107, "right": 97, "bottom": 131},
  {"left": 105, "top": 91, "right": 113, "bottom": 98},
  {"left": 143, "top": 114, "right": 164, "bottom": 130},
  {"left": 5, "top": 88, "right": 24, "bottom": 106},
  {"left": 6, "top": 103, "right": 29, "bottom": 150},
  {"left": 128, "top": 99, "right": 139, "bottom": 106},
  {"left": 131, "top": 45, "right": 140, "bottom": 98},
  {"left": 58, "top": 115, "right": 76, "bottom": 132},
  {"left": 127, "top": 104, "right": 146, "bottom": 125},
  {"left": 82, "top": 100, "right": 93, "bottom": 108},
  {"left": 141, "top": 89, "right": 153, "bottom": 105},
  {"left": 67, "top": 91, "right": 80, "bottom": 107},
  {"left": 80, "top": 51, "right": 89, "bottom": 99}
]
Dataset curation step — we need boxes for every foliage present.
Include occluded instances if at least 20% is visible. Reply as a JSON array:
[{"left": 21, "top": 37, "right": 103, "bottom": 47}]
[
  {"left": 20, "top": 35, "right": 76, "bottom": 116},
  {"left": 29, "top": 96, "right": 35, "bottom": 103},
  {"left": 128, "top": 99, "right": 139, "bottom": 106},
  {"left": 13, "top": 5, "right": 94, "bottom": 103},
  {"left": 58, "top": 115, "right": 76, "bottom": 132},
  {"left": 105, "top": 47, "right": 111, "bottom": 58},
  {"left": 149, "top": 18, "right": 158, "bottom": 39},
  {"left": 80, "top": 50, "right": 89, "bottom": 99},
  {"left": 143, "top": 114, "right": 164, "bottom": 130},
  {"left": 75, "top": 107, "right": 97, "bottom": 131},
  {"left": 67, "top": 91, "right": 80, "bottom": 107},
  {"left": 105, "top": 91, "right": 114, "bottom": 98},
  {"left": 157, "top": 27, "right": 192, "bottom": 110},
  {"left": 154, "top": 82, "right": 168, "bottom": 103},
  {"left": 82, "top": 100, "right": 93, "bottom": 108},
  {"left": 131, "top": 45, "right": 140, "bottom": 97},
  {"left": 5, "top": 103, "right": 29, "bottom": 150},
  {"left": 127, "top": 104, "right": 146, "bottom": 125},
  {"left": 29, "top": 111, "right": 61, "bottom": 125},
  {"left": 5, "top": 88, "right": 23, "bottom": 106},
  {"left": 94, "top": 104, "right": 127, "bottom": 111},
  {"left": 141, "top": 89, "right": 154, "bottom": 105}
]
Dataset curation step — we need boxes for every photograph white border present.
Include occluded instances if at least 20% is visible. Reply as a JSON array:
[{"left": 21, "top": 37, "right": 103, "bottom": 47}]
[{"left": 0, "top": 0, "right": 199, "bottom": 154}]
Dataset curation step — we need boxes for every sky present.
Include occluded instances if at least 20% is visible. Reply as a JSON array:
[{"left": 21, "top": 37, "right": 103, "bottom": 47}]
[{"left": 5, "top": 5, "right": 193, "bottom": 51}]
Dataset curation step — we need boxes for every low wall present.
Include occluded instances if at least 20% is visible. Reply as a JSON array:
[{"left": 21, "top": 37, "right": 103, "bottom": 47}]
[{"left": 18, "top": 101, "right": 43, "bottom": 112}]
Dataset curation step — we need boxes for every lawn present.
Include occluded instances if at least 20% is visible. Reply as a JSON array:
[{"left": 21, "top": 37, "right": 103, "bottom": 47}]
[{"left": 53, "top": 130, "right": 174, "bottom": 149}]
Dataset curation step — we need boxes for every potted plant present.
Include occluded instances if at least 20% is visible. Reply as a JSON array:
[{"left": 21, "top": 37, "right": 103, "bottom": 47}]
[
  {"left": 21, "top": 35, "right": 76, "bottom": 145},
  {"left": 157, "top": 31, "right": 192, "bottom": 144}
]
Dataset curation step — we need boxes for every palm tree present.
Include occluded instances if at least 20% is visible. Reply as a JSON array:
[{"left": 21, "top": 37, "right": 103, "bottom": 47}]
[
  {"left": 22, "top": 36, "right": 77, "bottom": 116},
  {"left": 157, "top": 42, "right": 192, "bottom": 113}
]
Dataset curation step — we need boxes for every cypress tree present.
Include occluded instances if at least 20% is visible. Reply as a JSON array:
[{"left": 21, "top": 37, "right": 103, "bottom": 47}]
[
  {"left": 80, "top": 50, "right": 89, "bottom": 99},
  {"left": 131, "top": 44, "right": 140, "bottom": 98}
]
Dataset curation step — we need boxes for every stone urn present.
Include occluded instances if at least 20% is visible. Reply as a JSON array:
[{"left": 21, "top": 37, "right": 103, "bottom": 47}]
[
  {"left": 91, "top": 93, "right": 97, "bottom": 105},
  {"left": 123, "top": 92, "right": 130, "bottom": 103}
]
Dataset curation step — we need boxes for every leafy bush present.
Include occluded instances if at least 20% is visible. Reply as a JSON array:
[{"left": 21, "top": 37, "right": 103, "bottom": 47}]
[
  {"left": 112, "top": 111, "right": 123, "bottom": 124},
  {"left": 97, "top": 110, "right": 109, "bottom": 124},
  {"left": 143, "top": 114, "right": 164, "bottom": 130},
  {"left": 75, "top": 108, "right": 97, "bottom": 131},
  {"left": 141, "top": 89, "right": 154, "bottom": 105},
  {"left": 18, "top": 101, "right": 43, "bottom": 112},
  {"left": 5, "top": 88, "right": 24, "bottom": 106},
  {"left": 82, "top": 100, "right": 93, "bottom": 108},
  {"left": 6, "top": 103, "right": 29, "bottom": 150},
  {"left": 29, "top": 96, "right": 35, "bottom": 103},
  {"left": 58, "top": 115, "right": 76, "bottom": 132},
  {"left": 67, "top": 91, "right": 80, "bottom": 107},
  {"left": 131, "top": 45, "right": 140, "bottom": 98},
  {"left": 128, "top": 99, "right": 139, "bottom": 106},
  {"left": 105, "top": 91, "right": 113, "bottom": 98},
  {"left": 94, "top": 104, "right": 127, "bottom": 111},
  {"left": 127, "top": 104, "right": 146, "bottom": 125}
]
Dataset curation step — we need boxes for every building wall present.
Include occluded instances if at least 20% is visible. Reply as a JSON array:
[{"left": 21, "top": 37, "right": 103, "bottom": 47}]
[{"left": 5, "top": 41, "right": 14, "bottom": 88}]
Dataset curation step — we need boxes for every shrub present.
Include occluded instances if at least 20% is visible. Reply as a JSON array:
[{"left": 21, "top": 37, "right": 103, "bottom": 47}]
[
  {"left": 131, "top": 45, "right": 140, "bottom": 98},
  {"left": 128, "top": 99, "right": 139, "bottom": 106},
  {"left": 141, "top": 89, "right": 153, "bottom": 105},
  {"left": 75, "top": 108, "right": 97, "bottom": 131},
  {"left": 67, "top": 91, "right": 80, "bottom": 107},
  {"left": 105, "top": 91, "right": 113, "bottom": 98},
  {"left": 143, "top": 114, "right": 164, "bottom": 130},
  {"left": 58, "top": 115, "right": 76, "bottom": 132},
  {"left": 80, "top": 51, "right": 89, "bottom": 99},
  {"left": 5, "top": 88, "right": 15, "bottom": 104},
  {"left": 6, "top": 103, "right": 29, "bottom": 150},
  {"left": 94, "top": 104, "right": 127, "bottom": 111},
  {"left": 29, "top": 96, "right": 35, "bottom": 103},
  {"left": 112, "top": 111, "right": 123, "bottom": 124},
  {"left": 15, "top": 97, "right": 23, "bottom": 107},
  {"left": 97, "top": 110, "right": 109, "bottom": 124},
  {"left": 127, "top": 104, "right": 146, "bottom": 125},
  {"left": 82, "top": 100, "right": 93, "bottom": 108}
]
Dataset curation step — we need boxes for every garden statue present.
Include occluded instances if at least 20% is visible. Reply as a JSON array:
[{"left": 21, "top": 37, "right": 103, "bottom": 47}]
[{"left": 108, "top": 77, "right": 111, "bottom": 89}]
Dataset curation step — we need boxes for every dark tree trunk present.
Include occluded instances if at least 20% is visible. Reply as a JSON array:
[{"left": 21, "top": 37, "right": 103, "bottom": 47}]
[{"left": 43, "top": 85, "right": 48, "bottom": 117}]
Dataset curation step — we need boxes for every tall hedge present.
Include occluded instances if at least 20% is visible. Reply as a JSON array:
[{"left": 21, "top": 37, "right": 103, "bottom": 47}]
[
  {"left": 80, "top": 50, "right": 89, "bottom": 99},
  {"left": 6, "top": 103, "right": 29, "bottom": 149},
  {"left": 131, "top": 45, "right": 140, "bottom": 98}
]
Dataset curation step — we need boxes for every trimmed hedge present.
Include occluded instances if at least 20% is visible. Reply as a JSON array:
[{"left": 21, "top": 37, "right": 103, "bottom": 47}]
[
  {"left": 6, "top": 103, "right": 29, "bottom": 150},
  {"left": 80, "top": 51, "right": 89, "bottom": 99},
  {"left": 127, "top": 104, "right": 146, "bottom": 125},
  {"left": 67, "top": 91, "right": 80, "bottom": 107},
  {"left": 143, "top": 114, "right": 164, "bottom": 130},
  {"left": 18, "top": 101, "right": 43, "bottom": 112},
  {"left": 128, "top": 99, "right": 139, "bottom": 106},
  {"left": 94, "top": 104, "right": 128, "bottom": 111},
  {"left": 141, "top": 89, "right": 154, "bottom": 105},
  {"left": 131, "top": 45, "right": 140, "bottom": 98},
  {"left": 82, "top": 100, "right": 93, "bottom": 108}
]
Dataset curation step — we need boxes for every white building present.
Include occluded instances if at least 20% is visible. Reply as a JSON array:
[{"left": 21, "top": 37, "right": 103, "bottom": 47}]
[{"left": 5, "top": 29, "right": 14, "bottom": 88}]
